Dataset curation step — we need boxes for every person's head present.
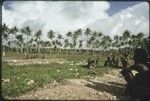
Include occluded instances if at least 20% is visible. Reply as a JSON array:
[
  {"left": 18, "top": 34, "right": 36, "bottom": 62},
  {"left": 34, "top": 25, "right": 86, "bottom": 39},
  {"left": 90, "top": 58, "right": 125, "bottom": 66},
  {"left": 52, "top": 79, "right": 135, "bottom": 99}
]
[
  {"left": 133, "top": 48, "right": 148, "bottom": 64},
  {"left": 123, "top": 53, "right": 128, "bottom": 58}
]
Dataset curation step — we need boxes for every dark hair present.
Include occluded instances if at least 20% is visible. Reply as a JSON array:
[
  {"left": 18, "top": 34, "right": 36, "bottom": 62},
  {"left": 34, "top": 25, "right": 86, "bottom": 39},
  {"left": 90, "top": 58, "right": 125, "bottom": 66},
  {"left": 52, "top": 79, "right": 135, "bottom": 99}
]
[
  {"left": 123, "top": 53, "right": 128, "bottom": 57},
  {"left": 133, "top": 48, "right": 148, "bottom": 64}
]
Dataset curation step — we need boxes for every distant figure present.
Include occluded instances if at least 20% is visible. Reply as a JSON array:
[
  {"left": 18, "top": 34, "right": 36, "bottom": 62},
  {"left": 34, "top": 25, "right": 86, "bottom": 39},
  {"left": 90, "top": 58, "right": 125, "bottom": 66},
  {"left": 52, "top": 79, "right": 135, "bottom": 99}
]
[
  {"left": 121, "top": 48, "right": 150, "bottom": 100},
  {"left": 115, "top": 58, "right": 119, "bottom": 67},
  {"left": 111, "top": 55, "right": 120, "bottom": 67},
  {"left": 111, "top": 55, "right": 116, "bottom": 66},
  {"left": 120, "top": 54, "right": 128, "bottom": 68},
  {"left": 87, "top": 58, "right": 96, "bottom": 69},
  {"left": 104, "top": 56, "right": 112, "bottom": 67}
]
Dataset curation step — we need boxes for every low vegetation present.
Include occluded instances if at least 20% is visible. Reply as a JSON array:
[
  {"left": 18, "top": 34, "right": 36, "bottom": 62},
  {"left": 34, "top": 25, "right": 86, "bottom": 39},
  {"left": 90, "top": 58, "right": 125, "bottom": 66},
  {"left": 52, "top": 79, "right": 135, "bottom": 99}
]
[{"left": 2, "top": 53, "right": 109, "bottom": 98}]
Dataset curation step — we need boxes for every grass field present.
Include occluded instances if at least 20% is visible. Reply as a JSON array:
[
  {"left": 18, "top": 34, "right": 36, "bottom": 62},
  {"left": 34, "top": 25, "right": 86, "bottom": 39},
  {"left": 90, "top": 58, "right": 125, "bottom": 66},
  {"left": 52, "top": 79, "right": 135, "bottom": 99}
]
[{"left": 2, "top": 52, "right": 110, "bottom": 98}]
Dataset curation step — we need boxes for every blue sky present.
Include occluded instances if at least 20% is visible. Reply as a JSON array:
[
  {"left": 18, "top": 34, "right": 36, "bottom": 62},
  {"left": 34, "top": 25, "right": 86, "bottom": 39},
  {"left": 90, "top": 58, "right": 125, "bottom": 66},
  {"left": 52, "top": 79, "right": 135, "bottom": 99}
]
[
  {"left": 107, "top": 1, "right": 142, "bottom": 16},
  {"left": 2, "top": 1, "right": 149, "bottom": 38}
]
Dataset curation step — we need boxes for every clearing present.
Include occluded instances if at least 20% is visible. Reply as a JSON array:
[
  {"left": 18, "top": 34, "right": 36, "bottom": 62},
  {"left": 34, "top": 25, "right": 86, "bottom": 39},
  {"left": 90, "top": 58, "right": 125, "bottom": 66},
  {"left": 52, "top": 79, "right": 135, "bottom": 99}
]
[{"left": 10, "top": 68, "right": 129, "bottom": 100}]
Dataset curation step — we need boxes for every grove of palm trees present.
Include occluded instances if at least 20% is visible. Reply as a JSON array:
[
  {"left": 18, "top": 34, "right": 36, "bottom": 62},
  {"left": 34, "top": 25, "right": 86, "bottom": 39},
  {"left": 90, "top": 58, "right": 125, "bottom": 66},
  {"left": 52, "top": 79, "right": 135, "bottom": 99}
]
[
  {"left": 2, "top": 22, "right": 149, "bottom": 100},
  {"left": 2, "top": 23, "right": 149, "bottom": 57}
]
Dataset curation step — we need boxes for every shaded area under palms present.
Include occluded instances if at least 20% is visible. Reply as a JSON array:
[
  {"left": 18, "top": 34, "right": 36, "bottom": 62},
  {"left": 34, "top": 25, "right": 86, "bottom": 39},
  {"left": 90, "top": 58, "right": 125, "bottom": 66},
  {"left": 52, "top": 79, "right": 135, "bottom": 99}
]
[{"left": 85, "top": 80, "right": 130, "bottom": 100}]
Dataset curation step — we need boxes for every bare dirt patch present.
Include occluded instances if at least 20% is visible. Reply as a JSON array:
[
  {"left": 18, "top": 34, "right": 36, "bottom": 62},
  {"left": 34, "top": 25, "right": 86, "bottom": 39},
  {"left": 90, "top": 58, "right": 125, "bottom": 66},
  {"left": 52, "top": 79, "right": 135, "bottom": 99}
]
[
  {"left": 2, "top": 58, "right": 67, "bottom": 66},
  {"left": 2, "top": 58, "right": 87, "bottom": 66},
  {"left": 11, "top": 68, "right": 130, "bottom": 100}
]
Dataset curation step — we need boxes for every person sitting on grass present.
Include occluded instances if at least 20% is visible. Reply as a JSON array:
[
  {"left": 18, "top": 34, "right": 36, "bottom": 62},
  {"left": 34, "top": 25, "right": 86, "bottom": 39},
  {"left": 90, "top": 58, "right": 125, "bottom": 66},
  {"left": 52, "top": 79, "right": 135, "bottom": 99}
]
[
  {"left": 111, "top": 55, "right": 116, "bottom": 67},
  {"left": 121, "top": 48, "right": 150, "bottom": 100},
  {"left": 104, "top": 56, "right": 112, "bottom": 67},
  {"left": 115, "top": 58, "right": 119, "bottom": 68},
  {"left": 87, "top": 58, "right": 96, "bottom": 69},
  {"left": 120, "top": 53, "right": 129, "bottom": 68}
]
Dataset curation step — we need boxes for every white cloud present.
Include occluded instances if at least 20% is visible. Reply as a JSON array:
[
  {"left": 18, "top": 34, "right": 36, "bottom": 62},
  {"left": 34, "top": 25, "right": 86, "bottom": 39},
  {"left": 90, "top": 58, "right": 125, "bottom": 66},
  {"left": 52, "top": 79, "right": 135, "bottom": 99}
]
[
  {"left": 135, "top": 19, "right": 142, "bottom": 25},
  {"left": 88, "top": 2, "right": 149, "bottom": 37},
  {"left": 2, "top": 1, "right": 149, "bottom": 39},
  {"left": 2, "top": 1, "right": 110, "bottom": 38}
]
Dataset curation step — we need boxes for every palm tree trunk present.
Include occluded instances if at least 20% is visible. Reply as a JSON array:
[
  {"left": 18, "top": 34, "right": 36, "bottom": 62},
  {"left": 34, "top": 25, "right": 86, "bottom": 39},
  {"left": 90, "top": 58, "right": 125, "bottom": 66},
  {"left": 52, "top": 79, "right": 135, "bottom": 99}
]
[
  {"left": 2, "top": 46, "right": 5, "bottom": 56},
  {"left": 49, "top": 48, "right": 51, "bottom": 55},
  {"left": 38, "top": 45, "right": 40, "bottom": 53}
]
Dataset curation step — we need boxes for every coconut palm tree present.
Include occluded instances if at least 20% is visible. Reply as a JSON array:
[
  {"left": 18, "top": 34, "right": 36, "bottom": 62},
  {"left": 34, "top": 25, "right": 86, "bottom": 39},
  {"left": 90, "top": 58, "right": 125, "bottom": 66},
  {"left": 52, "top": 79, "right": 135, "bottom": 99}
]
[
  {"left": 20, "top": 26, "right": 32, "bottom": 54},
  {"left": 129, "top": 35, "right": 137, "bottom": 51},
  {"left": 64, "top": 39, "right": 69, "bottom": 55},
  {"left": 66, "top": 31, "right": 73, "bottom": 38},
  {"left": 57, "top": 34, "right": 63, "bottom": 54},
  {"left": 112, "top": 35, "right": 121, "bottom": 53},
  {"left": 90, "top": 31, "right": 98, "bottom": 54},
  {"left": 101, "top": 35, "right": 112, "bottom": 50},
  {"left": 78, "top": 40, "right": 83, "bottom": 49},
  {"left": 97, "top": 31, "right": 103, "bottom": 37},
  {"left": 122, "top": 30, "right": 131, "bottom": 54},
  {"left": 78, "top": 40, "right": 83, "bottom": 54},
  {"left": 66, "top": 31, "right": 73, "bottom": 53},
  {"left": 2, "top": 23, "right": 9, "bottom": 41},
  {"left": 15, "top": 34, "right": 24, "bottom": 53},
  {"left": 74, "top": 29, "right": 82, "bottom": 38},
  {"left": 28, "top": 37, "right": 34, "bottom": 53},
  {"left": 25, "top": 26, "right": 32, "bottom": 53},
  {"left": 69, "top": 43, "right": 74, "bottom": 54},
  {"left": 85, "top": 28, "right": 92, "bottom": 54},
  {"left": 137, "top": 32, "right": 144, "bottom": 47},
  {"left": 52, "top": 40, "right": 56, "bottom": 54},
  {"left": 92, "top": 39, "right": 101, "bottom": 53},
  {"left": 47, "top": 30, "right": 55, "bottom": 54},
  {"left": 11, "top": 26, "right": 18, "bottom": 33},
  {"left": 35, "top": 30, "right": 42, "bottom": 53},
  {"left": 85, "top": 28, "right": 91, "bottom": 37},
  {"left": 128, "top": 32, "right": 145, "bottom": 53},
  {"left": 1, "top": 23, "right": 10, "bottom": 56},
  {"left": 113, "top": 35, "right": 119, "bottom": 46},
  {"left": 73, "top": 29, "right": 82, "bottom": 53},
  {"left": 8, "top": 26, "right": 19, "bottom": 52}
]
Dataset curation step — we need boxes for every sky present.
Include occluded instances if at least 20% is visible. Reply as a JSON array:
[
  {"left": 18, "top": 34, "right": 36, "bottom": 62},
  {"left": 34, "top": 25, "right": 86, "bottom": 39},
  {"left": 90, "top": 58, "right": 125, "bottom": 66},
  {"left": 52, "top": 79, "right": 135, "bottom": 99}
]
[
  {"left": 107, "top": 1, "right": 141, "bottom": 16},
  {"left": 2, "top": 1, "right": 149, "bottom": 40}
]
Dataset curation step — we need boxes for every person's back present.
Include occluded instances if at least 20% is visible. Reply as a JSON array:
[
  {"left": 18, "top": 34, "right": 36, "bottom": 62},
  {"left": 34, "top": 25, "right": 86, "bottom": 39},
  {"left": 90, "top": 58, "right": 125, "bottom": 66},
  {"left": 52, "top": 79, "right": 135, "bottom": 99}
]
[
  {"left": 111, "top": 56, "right": 116, "bottom": 67},
  {"left": 120, "top": 54, "right": 128, "bottom": 68},
  {"left": 121, "top": 48, "right": 150, "bottom": 100},
  {"left": 87, "top": 58, "right": 96, "bottom": 69},
  {"left": 104, "top": 56, "right": 111, "bottom": 67},
  {"left": 115, "top": 58, "right": 119, "bottom": 67},
  {"left": 133, "top": 63, "right": 150, "bottom": 100}
]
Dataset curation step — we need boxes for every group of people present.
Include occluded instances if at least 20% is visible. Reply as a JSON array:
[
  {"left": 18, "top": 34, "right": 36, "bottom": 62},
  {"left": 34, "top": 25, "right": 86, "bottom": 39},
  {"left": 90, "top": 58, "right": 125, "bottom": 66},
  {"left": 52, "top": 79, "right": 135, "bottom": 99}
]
[
  {"left": 103, "top": 55, "right": 119, "bottom": 67},
  {"left": 87, "top": 58, "right": 99, "bottom": 69},
  {"left": 103, "top": 48, "right": 150, "bottom": 100},
  {"left": 104, "top": 53, "right": 129, "bottom": 68},
  {"left": 86, "top": 48, "right": 150, "bottom": 100}
]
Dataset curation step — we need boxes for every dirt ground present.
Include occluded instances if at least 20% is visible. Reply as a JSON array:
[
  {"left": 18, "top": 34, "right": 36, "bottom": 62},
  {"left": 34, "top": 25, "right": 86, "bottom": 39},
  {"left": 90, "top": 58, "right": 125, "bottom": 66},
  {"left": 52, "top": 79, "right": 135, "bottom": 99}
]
[
  {"left": 10, "top": 68, "right": 130, "bottom": 100},
  {"left": 2, "top": 58, "right": 87, "bottom": 66}
]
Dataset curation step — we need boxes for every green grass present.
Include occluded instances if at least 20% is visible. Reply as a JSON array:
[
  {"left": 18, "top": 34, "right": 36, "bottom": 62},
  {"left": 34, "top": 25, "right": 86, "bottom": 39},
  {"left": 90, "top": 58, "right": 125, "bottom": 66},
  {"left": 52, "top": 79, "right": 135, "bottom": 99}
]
[
  {"left": 4, "top": 51, "right": 107, "bottom": 61},
  {"left": 2, "top": 62, "right": 108, "bottom": 98}
]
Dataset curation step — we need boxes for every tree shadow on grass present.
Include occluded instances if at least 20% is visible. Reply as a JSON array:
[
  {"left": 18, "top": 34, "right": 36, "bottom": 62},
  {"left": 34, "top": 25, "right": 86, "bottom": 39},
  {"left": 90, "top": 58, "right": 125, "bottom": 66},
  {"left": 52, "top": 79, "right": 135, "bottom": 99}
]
[{"left": 85, "top": 81, "right": 130, "bottom": 100}]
